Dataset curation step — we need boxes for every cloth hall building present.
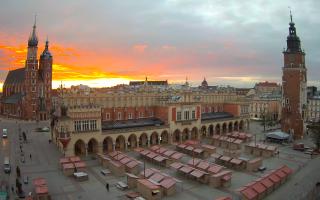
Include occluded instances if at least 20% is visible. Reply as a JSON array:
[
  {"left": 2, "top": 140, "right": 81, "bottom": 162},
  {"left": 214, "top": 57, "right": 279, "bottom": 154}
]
[{"left": 53, "top": 85, "right": 250, "bottom": 156}]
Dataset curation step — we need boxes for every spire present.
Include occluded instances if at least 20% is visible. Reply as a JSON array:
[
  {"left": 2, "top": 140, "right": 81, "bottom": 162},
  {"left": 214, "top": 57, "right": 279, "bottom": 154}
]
[
  {"left": 41, "top": 36, "right": 52, "bottom": 59},
  {"left": 45, "top": 36, "right": 49, "bottom": 50},
  {"left": 28, "top": 14, "right": 38, "bottom": 47},
  {"left": 285, "top": 9, "right": 302, "bottom": 53}
]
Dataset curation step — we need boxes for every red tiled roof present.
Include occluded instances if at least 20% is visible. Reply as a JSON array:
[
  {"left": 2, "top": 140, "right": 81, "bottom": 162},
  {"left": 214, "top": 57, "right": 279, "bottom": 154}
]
[
  {"left": 120, "top": 157, "right": 131, "bottom": 164},
  {"left": 260, "top": 178, "right": 274, "bottom": 188},
  {"left": 269, "top": 174, "right": 281, "bottom": 183},
  {"left": 177, "top": 144, "right": 187, "bottom": 149},
  {"left": 138, "top": 179, "right": 160, "bottom": 190},
  {"left": 109, "top": 151, "right": 120, "bottom": 157},
  {"left": 208, "top": 164, "right": 223, "bottom": 174},
  {"left": 153, "top": 155, "right": 166, "bottom": 162},
  {"left": 146, "top": 152, "right": 158, "bottom": 159},
  {"left": 69, "top": 156, "right": 81, "bottom": 163},
  {"left": 114, "top": 153, "right": 126, "bottom": 161},
  {"left": 280, "top": 165, "right": 293, "bottom": 175},
  {"left": 185, "top": 146, "right": 194, "bottom": 151},
  {"left": 33, "top": 178, "right": 47, "bottom": 186},
  {"left": 201, "top": 144, "right": 216, "bottom": 150},
  {"left": 163, "top": 150, "right": 175, "bottom": 157},
  {"left": 275, "top": 169, "right": 286, "bottom": 179},
  {"left": 171, "top": 152, "right": 183, "bottom": 160},
  {"left": 241, "top": 187, "right": 258, "bottom": 200},
  {"left": 158, "top": 147, "right": 168, "bottom": 154},
  {"left": 179, "top": 166, "right": 194, "bottom": 174},
  {"left": 220, "top": 156, "right": 232, "bottom": 162},
  {"left": 62, "top": 163, "right": 75, "bottom": 170},
  {"left": 197, "top": 161, "right": 210, "bottom": 170},
  {"left": 60, "top": 158, "right": 70, "bottom": 164},
  {"left": 35, "top": 186, "right": 48, "bottom": 195},
  {"left": 194, "top": 148, "right": 204, "bottom": 153},
  {"left": 190, "top": 169, "right": 206, "bottom": 178},
  {"left": 150, "top": 145, "right": 160, "bottom": 152},
  {"left": 159, "top": 178, "right": 176, "bottom": 189},
  {"left": 170, "top": 162, "right": 183, "bottom": 170},
  {"left": 251, "top": 182, "right": 266, "bottom": 194},
  {"left": 126, "top": 160, "right": 139, "bottom": 169},
  {"left": 109, "top": 160, "right": 123, "bottom": 168},
  {"left": 140, "top": 150, "right": 151, "bottom": 156},
  {"left": 74, "top": 161, "right": 86, "bottom": 168},
  {"left": 230, "top": 158, "right": 243, "bottom": 165},
  {"left": 187, "top": 158, "right": 201, "bottom": 166},
  {"left": 150, "top": 173, "right": 165, "bottom": 182},
  {"left": 140, "top": 168, "right": 156, "bottom": 178}
]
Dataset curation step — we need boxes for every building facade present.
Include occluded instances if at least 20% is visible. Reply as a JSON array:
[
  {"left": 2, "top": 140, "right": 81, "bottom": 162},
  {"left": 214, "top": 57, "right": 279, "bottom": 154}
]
[
  {"left": 307, "top": 97, "right": 320, "bottom": 123},
  {"left": 0, "top": 21, "right": 53, "bottom": 120},
  {"left": 281, "top": 14, "right": 307, "bottom": 139},
  {"left": 53, "top": 86, "right": 250, "bottom": 156}
]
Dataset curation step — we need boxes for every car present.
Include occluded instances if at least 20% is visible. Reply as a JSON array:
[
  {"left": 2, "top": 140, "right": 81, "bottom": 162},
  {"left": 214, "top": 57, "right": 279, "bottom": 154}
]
[
  {"left": 2, "top": 129, "right": 7, "bottom": 138},
  {"left": 3, "top": 157, "right": 11, "bottom": 174},
  {"left": 35, "top": 127, "right": 50, "bottom": 132}
]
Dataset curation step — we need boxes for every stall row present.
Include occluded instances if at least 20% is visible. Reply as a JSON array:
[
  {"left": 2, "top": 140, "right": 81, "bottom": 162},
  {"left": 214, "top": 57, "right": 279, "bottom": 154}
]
[
  {"left": 236, "top": 165, "right": 293, "bottom": 200},
  {"left": 59, "top": 156, "right": 87, "bottom": 176},
  {"left": 170, "top": 161, "right": 232, "bottom": 188},
  {"left": 138, "top": 148, "right": 183, "bottom": 167},
  {"left": 212, "top": 136, "right": 243, "bottom": 150},
  {"left": 226, "top": 132, "right": 253, "bottom": 142},
  {"left": 126, "top": 168, "right": 178, "bottom": 200},
  {"left": 148, "top": 145, "right": 185, "bottom": 162},
  {"left": 32, "top": 178, "right": 51, "bottom": 200},
  {"left": 187, "top": 158, "right": 225, "bottom": 175},
  {"left": 176, "top": 143, "right": 216, "bottom": 159},
  {"left": 245, "top": 143, "right": 277, "bottom": 158},
  {"left": 98, "top": 151, "right": 141, "bottom": 176},
  {"left": 212, "top": 153, "right": 263, "bottom": 172}
]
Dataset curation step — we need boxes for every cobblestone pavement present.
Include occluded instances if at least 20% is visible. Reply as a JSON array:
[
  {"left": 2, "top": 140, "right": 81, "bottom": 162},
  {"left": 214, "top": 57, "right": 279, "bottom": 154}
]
[{"left": 1, "top": 118, "right": 319, "bottom": 200}]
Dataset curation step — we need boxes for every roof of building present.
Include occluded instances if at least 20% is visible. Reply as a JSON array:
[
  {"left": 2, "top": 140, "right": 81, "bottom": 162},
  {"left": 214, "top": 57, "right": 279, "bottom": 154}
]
[
  {"left": 4, "top": 68, "right": 25, "bottom": 85},
  {"left": 255, "top": 81, "right": 278, "bottom": 87},
  {"left": 102, "top": 117, "right": 164, "bottom": 130},
  {"left": 201, "top": 112, "right": 234, "bottom": 121},
  {"left": 2, "top": 93, "right": 24, "bottom": 104}
]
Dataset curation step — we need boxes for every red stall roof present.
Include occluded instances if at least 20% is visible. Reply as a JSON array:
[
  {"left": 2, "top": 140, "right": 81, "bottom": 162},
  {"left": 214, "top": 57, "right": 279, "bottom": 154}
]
[
  {"left": 150, "top": 173, "right": 165, "bottom": 182},
  {"left": 150, "top": 145, "right": 160, "bottom": 152},
  {"left": 185, "top": 146, "right": 194, "bottom": 151},
  {"left": 280, "top": 165, "right": 293, "bottom": 175},
  {"left": 220, "top": 156, "right": 232, "bottom": 162},
  {"left": 179, "top": 166, "right": 194, "bottom": 174},
  {"left": 241, "top": 187, "right": 258, "bottom": 200},
  {"left": 211, "top": 153, "right": 222, "bottom": 159},
  {"left": 170, "top": 162, "right": 183, "bottom": 170},
  {"left": 69, "top": 156, "right": 81, "bottom": 163},
  {"left": 138, "top": 179, "right": 160, "bottom": 190},
  {"left": 120, "top": 157, "right": 132, "bottom": 164},
  {"left": 159, "top": 147, "right": 168, "bottom": 154},
  {"left": 154, "top": 155, "right": 166, "bottom": 162},
  {"left": 215, "top": 196, "right": 232, "bottom": 200},
  {"left": 109, "top": 151, "right": 120, "bottom": 157},
  {"left": 260, "top": 178, "right": 274, "bottom": 189},
  {"left": 109, "top": 160, "right": 123, "bottom": 168},
  {"left": 194, "top": 148, "right": 204, "bottom": 154},
  {"left": 230, "top": 158, "right": 243, "bottom": 165},
  {"left": 126, "top": 160, "right": 139, "bottom": 169},
  {"left": 171, "top": 152, "right": 183, "bottom": 160},
  {"left": 35, "top": 186, "right": 48, "bottom": 195},
  {"left": 159, "top": 178, "right": 176, "bottom": 189},
  {"left": 188, "top": 158, "right": 201, "bottom": 166},
  {"left": 140, "top": 150, "right": 151, "bottom": 156},
  {"left": 134, "top": 147, "right": 144, "bottom": 153},
  {"left": 185, "top": 140, "right": 200, "bottom": 145},
  {"left": 269, "top": 174, "right": 281, "bottom": 183},
  {"left": 177, "top": 144, "right": 187, "bottom": 149},
  {"left": 275, "top": 170, "right": 286, "bottom": 179},
  {"left": 164, "top": 150, "right": 176, "bottom": 157},
  {"left": 140, "top": 168, "right": 156, "bottom": 178},
  {"left": 62, "top": 163, "right": 75, "bottom": 170},
  {"left": 33, "top": 178, "right": 47, "bottom": 186},
  {"left": 60, "top": 157, "right": 70, "bottom": 164},
  {"left": 197, "top": 161, "right": 210, "bottom": 170},
  {"left": 208, "top": 165, "right": 223, "bottom": 174},
  {"left": 190, "top": 169, "right": 206, "bottom": 178},
  {"left": 146, "top": 152, "right": 158, "bottom": 159},
  {"left": 251, "top": 182, "right": 266, "bottom": 194},
  {"left": 114, "top": 153, "right": 126, "bottom": 161},
  {"left": 74, "top": 161, "right": 86, "bottom": 168},
  {"left": 201, "top": 144, "right": 216, "bottom": 150}
]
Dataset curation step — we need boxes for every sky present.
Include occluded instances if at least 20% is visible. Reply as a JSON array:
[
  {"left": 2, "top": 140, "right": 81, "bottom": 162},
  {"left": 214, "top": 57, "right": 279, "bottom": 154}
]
[{"left": 0, "top": 0, "right": 320, "bottom": 90}]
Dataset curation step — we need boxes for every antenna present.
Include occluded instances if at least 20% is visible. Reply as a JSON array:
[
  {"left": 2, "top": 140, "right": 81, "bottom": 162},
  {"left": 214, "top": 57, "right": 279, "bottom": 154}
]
[{"left": 288, "top": 6, "right": 292, "bottom": 22}]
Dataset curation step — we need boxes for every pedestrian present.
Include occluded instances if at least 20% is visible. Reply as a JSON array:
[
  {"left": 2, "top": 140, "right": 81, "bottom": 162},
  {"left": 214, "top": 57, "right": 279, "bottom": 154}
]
[
  {"left": 106, "top": 183, "right": 109, "bottom": 191},
  {"left": 11, "top": 185, "right": 14, "bottom": 193},
  {"left": 29, "top": 153, "right": 32, "bottom": 160}
]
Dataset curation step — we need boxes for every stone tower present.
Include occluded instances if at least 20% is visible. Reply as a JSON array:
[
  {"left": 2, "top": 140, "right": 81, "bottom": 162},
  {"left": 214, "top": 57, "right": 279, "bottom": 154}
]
[{"left": 281, "top": 12, "right": 307, "bottom": 139}]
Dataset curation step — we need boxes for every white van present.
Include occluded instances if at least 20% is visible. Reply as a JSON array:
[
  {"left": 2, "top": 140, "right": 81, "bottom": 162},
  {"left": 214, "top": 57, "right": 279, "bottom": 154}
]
[
  {"left": 2, "top": 129, "right": 8, "bottom": 138},
  {"left": 4, "top": 157, "right": 11, "bottom": 173}
]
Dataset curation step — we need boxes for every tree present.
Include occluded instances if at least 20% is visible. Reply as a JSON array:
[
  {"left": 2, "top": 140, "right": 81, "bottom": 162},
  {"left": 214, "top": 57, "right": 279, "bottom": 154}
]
[{"left": 308, "top": 121, "right": 320, "bottom": 150}]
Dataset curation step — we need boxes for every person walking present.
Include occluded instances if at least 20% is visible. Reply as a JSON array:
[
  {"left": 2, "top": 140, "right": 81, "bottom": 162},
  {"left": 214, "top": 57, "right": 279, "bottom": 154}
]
[
  {"left": 29, "top": 153, "right": 32, "bottom": 160},
  {"left": 106, "top": 183, "right": 109, "bottom": 191}
]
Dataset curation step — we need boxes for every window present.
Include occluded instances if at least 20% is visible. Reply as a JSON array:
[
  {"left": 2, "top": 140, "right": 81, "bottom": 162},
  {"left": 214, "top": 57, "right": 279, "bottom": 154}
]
[
  {"left": 90, "top": 120, "right": 97, "bottom": 130},
  {"left": 192, "top": 110, "right": 195, "bottom": 119},
  {"left": 117, "top": 112, "right": 122, "bottom": 120},
  {"left": 106, "top": 113, "right": 110, "bottom": 120},
  {"left": 177, "top": 111, "right": 182, "bottom": 121},
  {"left": 286, "top": 98, "right": 289, "bottom": 104},
  {"left": 128, "top": 113, "right": 133, "bottom": 119},
  {"left": 150, "top": 111, "right": 154, "bottom": 117},
  {"left": 184, "top": 111, "right": 190, "bottom": 120},
  {"left": 139, "top": 112, "right": 144, "bottom": 118}
]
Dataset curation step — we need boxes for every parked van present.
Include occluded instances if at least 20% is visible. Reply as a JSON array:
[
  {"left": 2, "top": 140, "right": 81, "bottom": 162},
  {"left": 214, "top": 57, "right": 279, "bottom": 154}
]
[
  {"left": 3, "top": 157, "right": 10, "bottom": 174},
  {"left": 2, "top": 129, "right": 7, "bottom": 138}
]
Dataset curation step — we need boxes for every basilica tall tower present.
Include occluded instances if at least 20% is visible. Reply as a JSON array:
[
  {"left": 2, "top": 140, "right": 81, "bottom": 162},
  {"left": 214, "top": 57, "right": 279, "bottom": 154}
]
[{"left": 281, "top": 12, "right": 307, "bottom": 139}]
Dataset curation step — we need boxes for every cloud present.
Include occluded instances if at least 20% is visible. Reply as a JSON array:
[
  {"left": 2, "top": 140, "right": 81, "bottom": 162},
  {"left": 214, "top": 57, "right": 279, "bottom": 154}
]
[{"left": 133, "top": 44, "right": 148, "bottom": 53}]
